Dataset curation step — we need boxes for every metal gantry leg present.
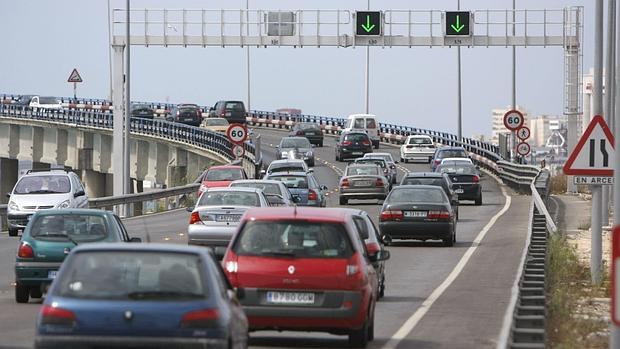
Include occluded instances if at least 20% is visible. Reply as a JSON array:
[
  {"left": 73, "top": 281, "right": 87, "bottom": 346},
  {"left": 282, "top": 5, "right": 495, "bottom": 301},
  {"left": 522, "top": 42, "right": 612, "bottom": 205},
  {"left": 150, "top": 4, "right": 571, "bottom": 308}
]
[{"left": 112, "top": 44, "right": 125, "bottom": 198}]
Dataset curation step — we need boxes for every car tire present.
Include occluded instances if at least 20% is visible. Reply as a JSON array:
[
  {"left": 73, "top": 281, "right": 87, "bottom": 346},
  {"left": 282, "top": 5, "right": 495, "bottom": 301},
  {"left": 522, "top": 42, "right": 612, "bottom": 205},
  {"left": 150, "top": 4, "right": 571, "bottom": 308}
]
[
  {"left": 8, "top": 228, "right": 18, "bottom": 237},
  {"left": 335, "top": 152, "right": 340, "bottom": 162},
  {"left": 475, "top": 196, "right": 483, "bottom": 206},
  {"left": 309, "top": 160, "right": 315, "bottom": 167},
  {"left": 349, "top": 319, "right": 369, "bottom": 348},
  {"left": 319, "top": 141, "right": 324, "bottom": 147},
  {"left": 379, "top": 276, "right": 385, "bottom": 299},
  {"left": 15, "top": 283, "right": 29, "bottom": 303},
  {"left": 443, "top": 230, "right": 455, "bottom": 247},
  {"left": 340, "top": 197, "right": 348, "bottom": 205},
  {"left": 30, "top": 287, "right": 43, "bottom": 299},
  {"left": 367, "top": 312, "right": 375, "bottom": 341},
  {"left": 374, "top": 143, "right": 379, "bottom": 150}
]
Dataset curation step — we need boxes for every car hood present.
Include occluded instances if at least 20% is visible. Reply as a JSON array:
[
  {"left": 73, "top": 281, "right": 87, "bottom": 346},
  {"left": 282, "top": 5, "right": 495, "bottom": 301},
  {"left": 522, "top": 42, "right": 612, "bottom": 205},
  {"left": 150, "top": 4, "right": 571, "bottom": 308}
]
[{"left": 10, "top": 193, "right": 70, "bottom": 209}]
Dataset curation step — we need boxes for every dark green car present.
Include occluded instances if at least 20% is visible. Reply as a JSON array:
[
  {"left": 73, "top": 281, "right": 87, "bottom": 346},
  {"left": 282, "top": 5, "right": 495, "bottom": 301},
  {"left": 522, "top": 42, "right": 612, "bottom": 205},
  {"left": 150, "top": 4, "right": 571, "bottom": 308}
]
[{"left": 14, "top": 209, "right": 141, "bottom": 303}]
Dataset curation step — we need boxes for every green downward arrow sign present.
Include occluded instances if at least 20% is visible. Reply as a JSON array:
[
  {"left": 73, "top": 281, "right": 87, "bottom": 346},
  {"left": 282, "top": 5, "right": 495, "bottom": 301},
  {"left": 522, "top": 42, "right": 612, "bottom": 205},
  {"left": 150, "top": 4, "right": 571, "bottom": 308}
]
[
  {"left": 451, "top": 15, "right": 465, "bottom": 33},
  {"left": 361, "top": 15, "right": 376, "bottom": 33}
]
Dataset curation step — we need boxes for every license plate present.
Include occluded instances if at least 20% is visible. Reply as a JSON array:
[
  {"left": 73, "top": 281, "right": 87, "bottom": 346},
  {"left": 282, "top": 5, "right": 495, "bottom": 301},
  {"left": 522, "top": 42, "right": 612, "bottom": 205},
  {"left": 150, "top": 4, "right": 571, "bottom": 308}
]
[
  {"left": 455, "top": 189, "right": 464, "bottom": 194},
  {"left": 48, "top": 271, "right": 57, "bottom": 279},
  {"left": 354, "top": 181, "right": 372, "bottom": 187},
  {"left": 352, "top": 152, "right": 363, "bottom": 155},
  {"left": 216, "top": 214, "right": 241, "bottom": 222},
  {"left": 306, "top": 132, "right": 315, "bottom": 135},
  {"left": 266, "top": 291, "right": 315, "bottom": 305},
  {"left": 404, "top": 211, "right": 427, "bottom": 218}
]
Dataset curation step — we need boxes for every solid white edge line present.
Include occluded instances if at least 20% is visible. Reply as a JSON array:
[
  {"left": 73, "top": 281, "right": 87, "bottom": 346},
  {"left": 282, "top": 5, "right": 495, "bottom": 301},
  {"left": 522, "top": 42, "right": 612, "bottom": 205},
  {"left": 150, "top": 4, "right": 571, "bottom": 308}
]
[
  {"left": 495, "top": 198, "right": 534, "bottom": 349},
  {"left": 381, "top": 178, "right": 512, "bottom": 349}
]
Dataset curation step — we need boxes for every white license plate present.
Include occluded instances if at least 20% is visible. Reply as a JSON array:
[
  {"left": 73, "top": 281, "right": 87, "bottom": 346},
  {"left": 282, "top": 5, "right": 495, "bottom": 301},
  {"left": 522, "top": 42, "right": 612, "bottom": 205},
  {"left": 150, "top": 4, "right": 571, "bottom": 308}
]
[
  {"left": 354, "top": 181, "right": 373, "bottom": 187},
  {"left": 216, "top": 215, "right": 241, "bottom": 222},
  {"left": 266, "top": 291, "right": 315, "bottom": 305},
  {"left": 48, "top": 271, "right": 58, "bottom": 279},
  {"left": 306, "top": 132, "right": 315, "bottom": 135},
  {"left": 352, "top": 152, "right": 363, "bottom": 155},
  {"left": 404, "top": 211, "right": 427, "bottom": 218},
  {"left": 455, "top": 189, "right": 464, "bottom": 194}
]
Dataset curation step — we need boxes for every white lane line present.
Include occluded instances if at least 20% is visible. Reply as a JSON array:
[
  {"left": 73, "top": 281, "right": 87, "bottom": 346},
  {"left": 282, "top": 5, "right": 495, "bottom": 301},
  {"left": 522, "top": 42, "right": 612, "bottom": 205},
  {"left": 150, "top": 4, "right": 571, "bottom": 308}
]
[{"left": 381, "top": 184, "right": 512, "bottom": 349}]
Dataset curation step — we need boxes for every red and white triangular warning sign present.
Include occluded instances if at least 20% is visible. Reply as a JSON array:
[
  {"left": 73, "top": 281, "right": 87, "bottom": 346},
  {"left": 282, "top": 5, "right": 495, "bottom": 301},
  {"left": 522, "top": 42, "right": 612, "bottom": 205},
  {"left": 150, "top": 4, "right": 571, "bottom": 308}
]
[
  {"left": 563, "top": 115, "right": 615, "bottom": 176},
  {"left": 67, "top": 68, "right": 83, "bottom": 83}
]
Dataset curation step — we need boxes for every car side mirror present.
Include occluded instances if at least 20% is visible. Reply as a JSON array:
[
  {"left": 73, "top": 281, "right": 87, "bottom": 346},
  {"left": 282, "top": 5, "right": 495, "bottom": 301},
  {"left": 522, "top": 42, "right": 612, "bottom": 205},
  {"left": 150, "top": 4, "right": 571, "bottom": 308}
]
[
  {"left": 129, "top": 237, "right": 142, "bottom": 243},
  {"left": 235, "top": 287, "right": 246, "bottom": 300},
  {"left": 320, "top": 185, "right": 328, "bottom": 191},
  {"left": 307, "top": 168, "right": 314, "bottom": 173},
  {"left": 292, "top": 194, "right": 302, "bottom": 203},
  {"left": 394, "top": 160, "right": 399, "bottom": 164},
  {"left": 214, "top": 246, "right": 227, "bottom": 261},
  {"left": 370, "top": 250, "right": 391, "bottom": 262},
  {"left": 73, "top": 190, "right": 85, "bottom": 198},
  {"left": 275, "top": 145, "right": 280, "bottom": 148},
  {"left": 209, "top": 107, "right": 215, "bottom": 111},
  {"left": 260, "top": 169, "right": 266, "bottom": 176},
  {"left": 6, "top": 192, "right": 11, "bottom": 199},
  {"left": 311, "top": 144, "right": 316, "bottom": 148}
]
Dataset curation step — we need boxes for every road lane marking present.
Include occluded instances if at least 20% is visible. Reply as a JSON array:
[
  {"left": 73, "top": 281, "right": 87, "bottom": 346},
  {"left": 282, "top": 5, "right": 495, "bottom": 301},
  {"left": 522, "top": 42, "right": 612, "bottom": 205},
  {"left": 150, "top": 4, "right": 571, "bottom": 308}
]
[{"left": 381, "top": 184, "right": 512, "bottom": 349}]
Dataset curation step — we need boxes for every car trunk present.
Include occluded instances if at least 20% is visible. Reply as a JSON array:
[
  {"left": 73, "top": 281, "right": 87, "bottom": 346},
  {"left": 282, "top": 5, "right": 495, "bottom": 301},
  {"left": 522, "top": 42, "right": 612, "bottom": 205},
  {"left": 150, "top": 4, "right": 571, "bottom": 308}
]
[
  {"left": 387, "top": 203, "right": 449, "bottom": 222},
  {"left": 347, "top": 175, "right": 380, "bottom": 189},
  {"left": 197, "top": 206, "right": 250, "bottom": 225},
  {"left": 285, "top": 188, "right": 308, "bottom": 205},
  {"left": 178, "top": 109, "right": 200, "bottom": 123},
  {"left": 448, "top": 174, "right": 477, "bottom": 193},
  {"left": 29, "top": 239, "right": 77, "bottom": 263}
]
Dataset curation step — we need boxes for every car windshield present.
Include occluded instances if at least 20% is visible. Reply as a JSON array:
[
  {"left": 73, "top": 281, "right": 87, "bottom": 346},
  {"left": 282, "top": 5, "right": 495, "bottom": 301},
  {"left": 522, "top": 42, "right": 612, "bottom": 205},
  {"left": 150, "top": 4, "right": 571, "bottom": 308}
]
[
  {"left": 230, "top": 182, "right": 281, "bottom": 195},
  {"left": 14, "top": 175, "right": 71, "bottom": 194},
  {"left": 233, "top": 221, "right": 353, "bottom": 258},
  {"left": 205, "top": 168, "right": 244, "bottom": 181},
  {"left": 438, "top": 165, "right": 477, "bottom": 175},
  {"left": 54, "top": 251, "right": 206, "bottom": 300},
  {"left": 225, "top": 102, "right": 245, "bottom": 111},
  {"left": 206, "top": 118, "right": 228, "bottom": 126},
  {"left": 346, "top": 166, "right": 379, "bottom": 176},
  {"left": 281, "top": 138, "right": 311, "bottom": 148},
  {"left": 30, "top": 214, "right": 110, "bottom": 243},
  {"left": 402, "top": 177, "right": 444, "bottom": 186},
  {"left": 198, "top": 191, "right": 259, "bottom": 206},
  {"left": 300, "top": 123, "right": 321, "bottom": 131},
  {"left": 438, "top": 149, "right": 467, "bottom": 158},
  {"left": 39, "top": 97, "right": 59, "bottom": 104},
  {"left": 355, "top": 159, "right": 386, "bottom": 168},
  {"left": 344, "top": 133, "right": 368, "bottom": 142},
  {"left": 268, "top": 175, "right": 309, "bottom": 189},
  {"left": 388, "top": 188, "right": 447, "bottom": 204},
  {"left": 409, "top": 137, "right": 432, "bottom": 145}
]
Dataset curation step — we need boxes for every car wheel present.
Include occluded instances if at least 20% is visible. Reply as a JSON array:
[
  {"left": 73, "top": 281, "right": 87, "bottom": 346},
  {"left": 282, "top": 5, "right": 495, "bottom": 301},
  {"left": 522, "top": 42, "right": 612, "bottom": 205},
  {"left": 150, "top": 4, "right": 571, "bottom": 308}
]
[
  {"left": 379, "top": 279, "right": 385, "bottom": 299},
  {"left": 319, "top": 141, "right": 324, "bottom": 147},
  {"left": 339, "top": 197, "right": 348, "bottom": 205},
  {"left": 475, "top": 196, "right": 482, "bottom": 206},
  {"left": 335, "top": 152, "right": 340, "bottom": 162},
  {"left": 348, "top": 319, "right": 369, "bottom": 348},
  {"left": 443, "top": 230, "right": 455, "bottom": 247},
  {"left": 374, "top": 143, "right": 379, "bottom": 150},
  {"left": 15, "top": 283, "right": 29, "bottom": 303},
  {"left": 367, "top": 312, "right": 375, "bottom": 341},
  {"left": 8, "top": 228, "right": 18, "bottom": 237},
  {"left": 30, "top": 287, "right": 43, "bottom": 299}
]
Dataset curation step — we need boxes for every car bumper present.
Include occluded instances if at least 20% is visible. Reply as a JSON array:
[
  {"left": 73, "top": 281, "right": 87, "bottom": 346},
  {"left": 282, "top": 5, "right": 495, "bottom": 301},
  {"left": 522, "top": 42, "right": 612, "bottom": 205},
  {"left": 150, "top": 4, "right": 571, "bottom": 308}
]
[
  {"left": 303, "top": 135, "right": 323, "bottom": 144},
  {"left": 453, "top": 185, "right": 481, "bottom": 200},
  {"left": 339, "top": 188, "right": 387, "bottom": 199},
  {"left": 379, "top": 221, "right": 453, "bottom": 240},
  {"left": 15, "top": 262, "right": 63, "bottom": 286},
  {"left": 401, "top": 151, "right": 435, "bottom": 160},
  {"left": 35, "top": 335, "right": 227, "bottom": 349},
  {"left": 187, "top": 225, "right": 238, "bottom": 247},
  {"left": 8, "top": 213, "right": 34, "bottom": 229},
  {"left": 339, "top": 149, "right": 372, "bottom": 159}
]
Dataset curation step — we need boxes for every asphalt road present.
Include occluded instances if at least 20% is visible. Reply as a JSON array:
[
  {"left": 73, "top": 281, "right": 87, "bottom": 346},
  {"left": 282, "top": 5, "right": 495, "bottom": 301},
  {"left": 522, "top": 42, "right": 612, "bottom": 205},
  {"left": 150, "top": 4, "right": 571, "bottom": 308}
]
[{"left": 0, "top": 127, "right": 530, "bottom": 349}]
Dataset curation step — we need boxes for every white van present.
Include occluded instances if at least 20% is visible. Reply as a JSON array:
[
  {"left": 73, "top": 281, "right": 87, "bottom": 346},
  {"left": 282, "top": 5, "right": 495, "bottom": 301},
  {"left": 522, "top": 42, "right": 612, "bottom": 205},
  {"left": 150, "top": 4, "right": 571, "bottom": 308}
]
[{"left": 343, "top": 114, "right": 380, "bottom": 149}]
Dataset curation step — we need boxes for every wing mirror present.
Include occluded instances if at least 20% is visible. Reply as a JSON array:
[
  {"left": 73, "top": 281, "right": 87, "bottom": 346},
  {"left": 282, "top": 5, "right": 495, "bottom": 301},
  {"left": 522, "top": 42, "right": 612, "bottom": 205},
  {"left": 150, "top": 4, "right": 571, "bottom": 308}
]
[
  {"left": 129, "top": 237, "right": 142, "bottom": 243},
  {"left": 185, "top": 207, "right": 194, "bottom": 212},
  {"left": 6, "top": 192, "right": 11, "bottom": 199},
  {"left": 369, "top": 250, "right": 391, "bottom": 262},
  {"left": 214, "top": 246, "right": 227, "bottom": 261},
  {"left": 73, "top": 190, "right": 85, "bottom": 198}
]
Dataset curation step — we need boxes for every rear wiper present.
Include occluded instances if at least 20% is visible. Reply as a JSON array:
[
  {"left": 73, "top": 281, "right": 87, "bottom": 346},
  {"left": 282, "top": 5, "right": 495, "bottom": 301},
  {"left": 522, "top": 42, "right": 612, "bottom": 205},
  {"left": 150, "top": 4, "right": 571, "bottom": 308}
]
[
  {"left": 127, "top": 291, "right": 203, "bottom": 299},
  {"left": 44, "top": 233, "right": 79, "bottom": 246}
]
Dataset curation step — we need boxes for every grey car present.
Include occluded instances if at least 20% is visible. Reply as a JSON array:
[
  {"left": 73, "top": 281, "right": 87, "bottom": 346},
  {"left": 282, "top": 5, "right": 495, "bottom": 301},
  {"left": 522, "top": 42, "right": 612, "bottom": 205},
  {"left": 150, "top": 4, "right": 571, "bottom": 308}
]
[
  {"left": 363, "top": 153, "right": 398, "bottom": 184},
  {"left": 276, "top": 137, "right": 315, "bottom": 167},
  {"left": 229, "top": 179, "right": 296, "bottom": 206},
  {"left": 339, "top": 164, "right": 390, "bottom": 205},
  {"left": 187, "top": 187, "right": 270, "bottom": 247}
]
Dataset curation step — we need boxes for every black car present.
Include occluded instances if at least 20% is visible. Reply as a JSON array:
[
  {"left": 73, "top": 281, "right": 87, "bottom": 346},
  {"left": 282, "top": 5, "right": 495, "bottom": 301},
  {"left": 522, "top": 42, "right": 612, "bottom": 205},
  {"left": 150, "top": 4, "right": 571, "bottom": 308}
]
[
  {"left": 400, "top": 172, "right": 459, "bottom": 220},
  {"left": 209, "top": 100, "right": 247, "bottom": 125},
  {"left": 335, "top": 131, "right": 373, "bottom": 161},
  {"left": 436, "top": 162, "right": 482, "bottom": 205},
  {"left": 130, "top": 104, "right": 155, "bottom": 119},
  {"left": 289, "top": 123, "right": 324, "bottom": 147},
  {"left": 379, "top": 185, "right": 457, "bottom": 247},
  {"left": 430, "top": 146, "right": 469, "bottom": 172},
  {"left": 168, "top": 104, "right": 202, "bottom": 126}
]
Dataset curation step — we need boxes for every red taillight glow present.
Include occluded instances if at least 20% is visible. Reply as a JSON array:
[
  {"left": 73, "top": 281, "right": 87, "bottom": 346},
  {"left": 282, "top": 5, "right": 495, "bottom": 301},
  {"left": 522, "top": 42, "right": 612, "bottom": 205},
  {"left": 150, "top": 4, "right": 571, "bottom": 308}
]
[
  {"left": 375, "top": 178, "right": 384, "bottom": 187},
  {"left": 340, "top": 178, "right": 350, "bottom": 188},
  {"left": 40, "top": 304, "right": 76, "bottom": 326},
  {"left": 189, "top": 212, "right": 202, "bottom": 225},
  {"left": 342, "top": 140, "right": 352, "bottom": 146},
  {"left": 308, "top": 189, "right": 318, "bottom": 201},
  {"left": 427, "top": 210, "right": 451, "bottom": 220},
  {"left": 473, "top": 175, "right": 480, "bottom": 183},
  {"left": 296, "top": 131, "right": 304, "bottom": 136},
  {"left": 366, "top": 242, "right": 381, "bottom": 256},
  {"left": 435, "top": 159, "right": 441, "bottom": 164},
  {"left": 362, "top": 140, "right": 371, "bottom": 146},
  {"left": 181, "top": 309, "right": 220, "bottom": 328},
  {"left": 380, "top": 210, "right": 404, "bottom": 221},
  {"left": 17, "top": 243, "right": 34, "bottom": 259}
]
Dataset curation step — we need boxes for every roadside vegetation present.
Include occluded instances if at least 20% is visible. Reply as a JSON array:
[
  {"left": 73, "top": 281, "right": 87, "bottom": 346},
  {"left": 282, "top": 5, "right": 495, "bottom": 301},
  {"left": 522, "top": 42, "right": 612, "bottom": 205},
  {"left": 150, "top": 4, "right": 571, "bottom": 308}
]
[{"left": 547, "top": 233, "right": 610, "bottom": 348}]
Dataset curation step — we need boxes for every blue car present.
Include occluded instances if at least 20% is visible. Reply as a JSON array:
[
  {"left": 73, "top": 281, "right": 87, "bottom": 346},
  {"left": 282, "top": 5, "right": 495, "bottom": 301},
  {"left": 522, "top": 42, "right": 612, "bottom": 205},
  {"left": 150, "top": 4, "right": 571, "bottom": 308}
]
[
  {"left": 35, "top": 243, "right": 248, "bottom": 349},
  {"left": 265, "top": 171, "right": 328, "bottom": 207}
]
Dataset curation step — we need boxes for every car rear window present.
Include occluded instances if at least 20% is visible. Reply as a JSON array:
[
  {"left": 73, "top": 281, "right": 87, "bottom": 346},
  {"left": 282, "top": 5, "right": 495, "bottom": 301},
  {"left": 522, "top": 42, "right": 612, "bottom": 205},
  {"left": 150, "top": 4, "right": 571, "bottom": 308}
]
[
  {"left": 281, "top": 138, "right": 311, "bottom": 148},
  {"left": 388, "top": 188, "right": 447, "bottom": 204},
  {"left": 54, "top": 251, "right": 206, "bottom": 300},
  {"left": 205, "top": 168, "right": 244, "bottom": 181},
  {"left": 268, "top": 163, "right": 305, "bottom": 173},
  {"left": 300, "top": 123, "right": 321, "bottom": 131},
  {"left": 225, "top": 102, "right": 245, "bottom": 111},
  {"left": 268, "top": 175, "right": 308, "bottom": 189},
  {"left": 233, "top": 221, "right": 353, "bottom": 258},
  {"left": 437, "top": 165, "right": 477, "bottom": 175},
  {"left": 409, "top": 137, "right": 432, "bottom": 145},
  {"left": 198, "top": 191, "right": 259, "bottom": 206},
  {"left": 344, "top": 133, "right": 368, "bottom": 142},
  {"left": 402, "top": 178, "right": 444, "bottom": 186},
  {"left": 30, "top": 214, "right": 110, "bottom": 242},
  {"left": 366, "top": 118, "right": 377, "bottom": 128},
  {"left": 230, "top": 182, "right": 281, "bottom": 195},
  {"left": 355, "top": 159, "right": 386, "bottom": 168},
  {"left": 14, "top": 175, "right": 71, "bottom": 194},
  {"left": 353, "top": 119, "right": 365, "bottom": 128},
  {"left": 438, "top": 149, "right": 467, "bottom": 158},
  {"left": 346, "top": 166, "right": 379, "bottom": 176}
]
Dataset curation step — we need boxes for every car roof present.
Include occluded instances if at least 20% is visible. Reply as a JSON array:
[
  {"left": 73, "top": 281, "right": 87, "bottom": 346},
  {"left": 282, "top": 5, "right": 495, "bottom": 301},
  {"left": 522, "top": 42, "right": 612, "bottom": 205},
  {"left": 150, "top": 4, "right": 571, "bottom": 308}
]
[
  {"left": 69, "top": 242, "right": 209, "bottom": 255},
  {"left": 267, "top": 171, "right": 309, "bottom": 177},
  {"left": 204, "top": 186, "right": 263, "bottom": 193},
  {"left": 208, "top": 165, "right": 243, "bottom": 170},
  {"left": 404, "top": 172, "right": 444, "bottom": 178},
  {"left": 270, "top": 159, "right": 305, "bottom": 164},
  {"left": 342, "top": 131, "right": 369, "bottom": 135},
  {"left": 393, "top": 184, "right": 444, "bottom": 190},
  {"left": 368, "top": 152, "right": 392, "bottom": 157},
  {"left": 442, "top": 157, "right": 471, "bottom": 161},
  {"left": 21, "top": 169, "right": 71, "bottom": 177},
  {"left": 243, "top": 207, "right": 351, "bottom": 223},
  {"left": 281, "top": 136, "right": 308, "bottom": 141},
  {"left": 438, "top": 146, "right": 466, "bottom": 151},
  {"left": 347, "top": 163, "right": 378, "bottom": 168},
  {"left": 407, "top": 134, "right": 432, "bottom": 138}
]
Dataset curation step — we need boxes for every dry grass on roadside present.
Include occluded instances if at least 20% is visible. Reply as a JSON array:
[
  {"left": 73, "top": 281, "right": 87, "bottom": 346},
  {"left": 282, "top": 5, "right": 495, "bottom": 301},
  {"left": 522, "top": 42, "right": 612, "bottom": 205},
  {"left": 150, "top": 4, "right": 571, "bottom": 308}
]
[
  {"left": 550, "top": 174, "right": 567, "bottom": 195},
  {"left": 547, "top": 234, "right": 610, "bottom": 349}
]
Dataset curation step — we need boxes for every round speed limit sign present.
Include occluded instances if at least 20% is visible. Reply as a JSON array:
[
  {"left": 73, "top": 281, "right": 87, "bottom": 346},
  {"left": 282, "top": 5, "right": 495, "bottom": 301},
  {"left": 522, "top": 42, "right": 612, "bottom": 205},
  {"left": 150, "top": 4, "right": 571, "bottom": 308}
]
[
  {"left": 516, "top": 141, "right": 531, "bottom": 156},
  {"left": 503, "top": 109, "right": 524, "bottom": 131},
  {"left": 226, "top": 123, "right": 248, "bottom": 145},
  {"left": 232, "top": 144, "right": 245, "bottom": 158}
]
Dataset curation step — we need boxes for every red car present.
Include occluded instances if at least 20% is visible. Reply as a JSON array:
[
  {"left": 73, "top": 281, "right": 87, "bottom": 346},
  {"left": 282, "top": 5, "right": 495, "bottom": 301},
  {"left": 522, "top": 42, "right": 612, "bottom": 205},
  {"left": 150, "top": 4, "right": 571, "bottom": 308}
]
[
  {"left": 197, "top": 165, "right": 248, "bottom": 194},
  {"left": 220, "top": 207, "right": 389, "bottom": 348}
]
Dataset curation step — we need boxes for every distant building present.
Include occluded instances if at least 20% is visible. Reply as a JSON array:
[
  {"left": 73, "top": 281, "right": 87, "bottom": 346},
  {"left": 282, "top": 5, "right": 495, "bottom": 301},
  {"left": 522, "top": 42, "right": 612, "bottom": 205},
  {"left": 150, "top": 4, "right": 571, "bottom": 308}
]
[
  {"left": 491, "top": 106, "right": 529, "bottom": 145},
  {"left": 528, "top": 115, "right": 566, "bottom": 148}
]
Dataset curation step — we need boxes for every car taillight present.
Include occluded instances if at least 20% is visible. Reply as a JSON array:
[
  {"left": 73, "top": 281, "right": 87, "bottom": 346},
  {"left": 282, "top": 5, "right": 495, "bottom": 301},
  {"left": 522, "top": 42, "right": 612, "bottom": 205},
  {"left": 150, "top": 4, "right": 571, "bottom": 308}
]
[
  {"left": 362, "top": 140, "right": 371, "bottom": 146},
  {"left": 428, "top": 210, "right": 451, "bottom": 220},
  {"left": 342, "top": 140, "right": 352, "bottom": 146},
  {"left": 473, "top": 175, "right": 480, "bottom": 183},
  {"left": 181, "top": 309, "right": 220, "bottom": 328},
  {"left": 435, "top": 159, "right": 441, "bottom": 165},
  {"left": 375, "top": 178, "right": 384, "bottom": 187},
  {"left": 308, "top": 189, "right": 318, "bottom": 201},
  {"left": 366, "top": 242, "right": 380, "bottom": 256},
  {"left": 296, "top": 131, "right": 304, "bottom": 136},
  {"left": 17, "top": 242, "right": 34, "bottom": 258},
  {"left": 380, "top": 210, "right": 404, "bottom": 221},
  {"left": 340, "top": 178, "right": 350, "bottom": 187},
  {"left": 220, "top": 111, "right": 226, "bottom": 117},
  {"left": 189, "top": 212, "right": 203, "bottom": 225},
  {"left": 40, "top": 304, "right": 76, "bottom": 326}
]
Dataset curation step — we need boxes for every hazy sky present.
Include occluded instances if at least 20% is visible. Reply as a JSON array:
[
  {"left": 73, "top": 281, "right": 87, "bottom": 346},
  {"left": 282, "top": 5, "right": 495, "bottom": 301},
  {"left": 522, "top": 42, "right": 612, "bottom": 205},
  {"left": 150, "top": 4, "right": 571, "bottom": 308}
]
[{"left": 0, "top": 1, "right": 596, "bottom": 138}]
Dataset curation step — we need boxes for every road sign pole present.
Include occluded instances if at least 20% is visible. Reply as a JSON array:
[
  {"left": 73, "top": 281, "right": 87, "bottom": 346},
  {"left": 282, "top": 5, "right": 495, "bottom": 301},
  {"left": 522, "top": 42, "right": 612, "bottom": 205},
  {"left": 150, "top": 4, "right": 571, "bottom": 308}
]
[
  {"left": 604, "top": 0, "right": 616, "bottom": 227},
  {"left": 364, "top": 0, "right": 370, "bottom": 114},
  {"left": 613, "top": 0, "right": 620, "bottom": 345},
  {"left": 593, "top": 0, "right": 604, "bottom": 285},
  {"left": 73, "top": 82, "right": 76, "bottom": 100},
  {"left": 592, "top": 184, "right": 603, "bottom": 284},
  {"left": 512, "top": 0, "right": 517, "bottom": 163}
]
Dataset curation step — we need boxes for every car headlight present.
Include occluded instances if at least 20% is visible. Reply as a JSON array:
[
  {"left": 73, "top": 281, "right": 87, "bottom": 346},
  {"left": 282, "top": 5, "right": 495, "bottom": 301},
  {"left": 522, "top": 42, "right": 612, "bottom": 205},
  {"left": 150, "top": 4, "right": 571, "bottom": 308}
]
[
  {"left": 8, "top": 201, "right": 19, "bottom": 211},
  {"left": 57, "top": 200, "right": 71, "bottom": 209}
]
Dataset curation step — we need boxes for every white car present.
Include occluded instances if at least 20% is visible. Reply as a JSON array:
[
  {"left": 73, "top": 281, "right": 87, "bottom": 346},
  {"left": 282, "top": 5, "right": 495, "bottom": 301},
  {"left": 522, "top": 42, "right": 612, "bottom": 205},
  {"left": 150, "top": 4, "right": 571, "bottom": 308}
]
[
  {"left": 400, "top": 135, "right": 436, "bottom": 163},
  {"left": 262, "top": 159, "right": 311, "bottom": 177},
  {"left": 440, "top": 157, "right": 473, "bottom": 165},
  {"left": 28, "top": 96, "right": 64, "bottom": 110}
]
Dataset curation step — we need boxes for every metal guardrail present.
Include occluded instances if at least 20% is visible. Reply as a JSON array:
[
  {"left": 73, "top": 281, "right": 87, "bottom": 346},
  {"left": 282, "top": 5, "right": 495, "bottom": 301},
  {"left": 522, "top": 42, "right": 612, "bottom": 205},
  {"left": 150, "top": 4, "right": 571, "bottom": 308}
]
[{"left": 496, "top": 161, "right": 543, "bottom": 193}]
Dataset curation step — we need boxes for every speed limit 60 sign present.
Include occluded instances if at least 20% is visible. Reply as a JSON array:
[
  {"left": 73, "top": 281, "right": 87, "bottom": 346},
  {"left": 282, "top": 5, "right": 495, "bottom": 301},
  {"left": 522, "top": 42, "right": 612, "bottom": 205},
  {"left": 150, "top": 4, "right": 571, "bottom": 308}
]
[
  {"left": 503, "top": 109, "right": 524, "bottom": 131},
  {"left": 226, "top": 124, "right": 248, "bottom": 145}
]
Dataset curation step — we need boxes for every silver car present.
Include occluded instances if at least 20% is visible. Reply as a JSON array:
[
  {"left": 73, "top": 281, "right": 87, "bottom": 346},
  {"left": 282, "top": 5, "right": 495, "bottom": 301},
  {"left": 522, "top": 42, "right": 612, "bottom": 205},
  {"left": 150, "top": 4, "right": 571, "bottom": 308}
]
[
  {"left": 187, "top": 187, "right": 270, "bottom": 247},
  {"left": 339, "top": 164, "right": 390, "bottom": 205},
  {"left": 276, "top": 137, "right": 315, "bottom": 167},
  {"left": 7, "top": 169, "right": 88, "bottom": 237},
  {"left": 229, "top": 179, "right": 296, "bottom": 206},
  {"left": 363, "top": 153, "right": 399, "bottom": 184}
]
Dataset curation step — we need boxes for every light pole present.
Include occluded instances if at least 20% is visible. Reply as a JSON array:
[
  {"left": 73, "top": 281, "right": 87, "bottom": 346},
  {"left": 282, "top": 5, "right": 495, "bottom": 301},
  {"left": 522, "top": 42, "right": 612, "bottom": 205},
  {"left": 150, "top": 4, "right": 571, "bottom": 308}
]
[
  {"left": 246, "top": 0, "right": 251, "bottom": 111},
  {"left": 364, "top": 0, "right": 370, "bottom": 114},
  {"left": 124, "top": 0, "right": 131, "bottom": 196},
  {"left": 456, "top": 0, "right": 462, "bottom": 142}
]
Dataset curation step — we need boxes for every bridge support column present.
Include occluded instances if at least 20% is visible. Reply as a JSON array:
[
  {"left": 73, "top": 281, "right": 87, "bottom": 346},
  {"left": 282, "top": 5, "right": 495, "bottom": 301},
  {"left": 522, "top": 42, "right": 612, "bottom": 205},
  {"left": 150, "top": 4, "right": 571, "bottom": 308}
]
[
  {"left": 112, "top": 43, "right": 125, "bottom": 197},
  {"left": 0, "top": 158, "right": 18, "bottom": 202},
  {"left": 82, "top": 170, "right": 107, "bottom": 198},
  {"left": 31, "top": 162, "right": 50, "bottom": 171},
  {"left": 131, "top": 140, "right": 149, "bottom": 181}
]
